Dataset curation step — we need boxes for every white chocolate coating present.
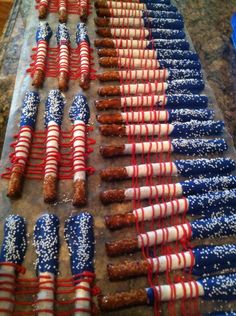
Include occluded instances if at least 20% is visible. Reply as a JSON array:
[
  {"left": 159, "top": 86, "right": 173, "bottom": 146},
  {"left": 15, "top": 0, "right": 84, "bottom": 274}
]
[
  {"left": 121, "top": 110, "right": 169, "bottom": 123},
  {"left": 108, "top": 9, "right": 143, "bottom": 18},
  {"left": 121, "top": 95, "right": 167, "bottom": 108},
  {"left": 73, "top": 120, "right": 86, "bottom": 182},
  {"left": 125, "top": 123, "right": 174, "bottom": 136},
  {"left": 113, "top": 38, "right": 149, "bottom": 48},
  {"left": 120, "top": 82, "right": 168, "bottom": 95},
  {"left": 14, "top": 126, "right": 32, "bottom": 168},
  {"left": 110, "top": 17, "right": 144, "bottom": 27},
  {"left": 124, "top": 182, "right": 183, "bottom": 200},
  {"left": 36, "top": 272, "right": 55, "bottom": 316},
  {"left": 116, "top": 48, "right": 157, "bottom": 59},
  {"left": 79, "top": 42, "right": 90, "bottom": 76},
  {"left": 133, "top": 197, "right": 189, "bottom": 221},
  {"left": 0, "top": 265, "right": 15, "bottom": 315},
  {"left": 44, "top": 122, "right": 60, "bottom": 178},
  {"left": 111, "top": 28, "right": 149, "bottom": 39},
  {"left": 75, "top": 281, "right": 91, "bottom": 316},
  {"left": 119, "top": 57, "right": 160, "bottom": 68},
  {"left": 59, "top": 44, "right": 69, "bottom": 73},
  {"left": 107, "top": 1, "right": 145, "bottom": 10},
  {"left": 138, "top": 223, "right": 191, "bottom": 247},
  {"left": 147, "top": 251, "right": 194, "bottom": 273},
  {"left": 123, "top": 140, "right": 173, "bottom": 154},
  {"left": 119, "top": 69, "right": 169, "bottom": 81},
  {"left": 125, "top": 161, "right": 178, "bottom": 178},
  {"left": 35, "top": 41, "right": 47, "bottom": 72}
]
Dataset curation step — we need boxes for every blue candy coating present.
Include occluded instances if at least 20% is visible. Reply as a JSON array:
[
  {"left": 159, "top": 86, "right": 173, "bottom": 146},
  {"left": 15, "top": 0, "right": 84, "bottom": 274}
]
[
  {"left": 159, "top": 59, "right": 201, "bottom": 70},
  {"left": 146, "top": 39, "right": 189, "bottom": 50},
  {"left": 69, "top": 94, "right": 90, "bottom": 124},
  {"left": 36, "top": 22, "right": 53, "bottom": 42},
  {"left": 145, "top": 3, "right": 177, "bottom": 11},
  {"left": 169, "top": 69, "right": 203, "bottom": 80},
  {"left": 56, "top": 23, "right": 70, "bottom": 46},
  {"left": 204, "top": 313, "right": 236, "bottom": 316},
  {"left": 180, "top": 176, "right": 236, "bottom": 196},
  {"left": 170, "top": 120, "right": 224, "bottom": 138},
  {"left": 34, "top": 214, "right": 60, "bottom": 275},
  {"left": 0, "top": 215, "right": 27, "bottom": 265},
  {"left": 168, "top": 109, "right": 213, "bottom": 122},
  {"left": 162, "top": 94, "right": 208, "bottom": 109},
  {"left": 172, "top": 138, "right": 228, "bottom": 156},
  {"left": 142, "top": 0, "right": 170, "bottom": 3},
  {"left": 143, "top": 10, "right": 183, "bottom": 21},
  {"left": 143, "top": 18, "right": 184, "bottom": 30},
  {"left": 199, "top": 273, "right": 236, "bottom": 301},
  {"left": 191, "top": 215, "right": 236, "bottom": 240},
  {"left": 166, "top": 79, "right": 204, "bottom": 93},
  {"left": 150, "top": 29, "right": 185, "bottom": 40},
  {"left": 64, "top": 213, "right": 94, "bottom": 276},
  {"left": 44, "top": 90, "right": 65, "bottom": 127},
  {"left": 156, "top": 49, "right": 198, "bottom": 60},
  {"left": 20, "top": 91, "right": 40, "bottom": 128},
  {"left": 175, "top": 157, "right": 235, "bottom": 177},
  {"left": 76, "top": 23, "right": 90, "bottom": 45},
  {"left": 192, "top": 244, "right": 236, "bottom": 276}
]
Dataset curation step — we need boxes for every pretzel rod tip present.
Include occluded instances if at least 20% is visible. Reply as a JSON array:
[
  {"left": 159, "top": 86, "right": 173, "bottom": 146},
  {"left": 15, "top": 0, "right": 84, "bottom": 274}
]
[
  {"left": 80, "top": 8, "right": 88, "bottom": 22},
  {"left": 101, "top": 189, "right": 125, "bottom": 204},
  {"left": 32, "top": 69, "right": 44, "bottom": 88},
  {"left": 100, "top": 166, "right": 128, "bottom": 181},
  {"left": 59, "top": 9, "right": 67, "bottom": 23},
  {"left": 79, "top": 74, "right": 90, "bottom": 90},
  {"left": 73, "top": 179, "right": 87, "bottom": 207},
  {"left": 100, "top": 144, "right": 125, "bottom": 157},
  {"left": 99, "top": 124, "right": 126, "bottom": 136},
  {"left": 105, "top": 213, "right": 136, "bottom": 229},
  {"left": 58, "top": 71, "right": 69, "bottom": 91},
  {"left": 43, "top": 175, "right": 57, "bottom": 203},
  {"left": 7, "top": 168, "right": 24, "bottom": 198},
  {"left": 107, "top": 260, "right": 149, "bottom": 281},
  {"left": 38, "top": 6, "right": 47, "bottom": 19},
  {"left": 105, "top": 238, "right": 138, "bottom": 256},
  {"left": 95, "top": 98, "right": 121, "bottom": 110}
]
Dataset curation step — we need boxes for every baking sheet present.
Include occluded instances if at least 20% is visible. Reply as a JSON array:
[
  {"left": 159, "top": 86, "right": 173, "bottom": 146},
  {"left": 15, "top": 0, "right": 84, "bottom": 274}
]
[{"left": 0, "top": 0, "right": 236, "bottom": 315}]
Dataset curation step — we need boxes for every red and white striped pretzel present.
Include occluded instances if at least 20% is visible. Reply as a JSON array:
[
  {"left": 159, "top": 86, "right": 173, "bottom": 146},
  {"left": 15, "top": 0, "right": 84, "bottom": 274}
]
[
  {"left": 32, "top": 40, "right": 48, "bottom": 88},
  {"left": 80, "top": 0, "right": 90, "bottom": 21},
  {"left": 59, "top": 0, "right": 67, "bottom": 22}
]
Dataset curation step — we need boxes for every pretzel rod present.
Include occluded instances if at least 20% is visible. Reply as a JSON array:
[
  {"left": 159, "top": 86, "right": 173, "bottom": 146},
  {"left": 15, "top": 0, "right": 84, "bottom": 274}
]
[
  {"left": 94, "top": 38, "right": 189, "bottom": 50},
  {"left": 56, "top": 24, "right": 70, "bottom": 91},
  {"left": 105, "top": 214, "right": 236, "bottom": 256},
  {"left": 98, "top": 273, "right": 236, "bottom": 311},
  {"left": 97, "top": 48, "right": 198, "bottom": 60},
  {"left": 69, "top": 94, "right": 90, "bottom": 206},
  {"left": 38, "top": 0, "right": 49, "bottom": 18},
  {"left": 99, "top": 120, "right": 224, "bottom": 137},
  {"left": 100, "top": 138, "right": 227, "bottom": 159},
  {"left": 95, "top": 17, "right": 184, "bottom": 29},
  {"left": 77, "top": 23, "right": 91, "bottom": 90},
  {"left": 107, "top": 244, "right": 236, "bottom": 280},
  {"left": 100, "top": 174, "right": 234, "bottom": 205},
  {"left": 96, "top": 8, "right": 183, "bottom": 20},
  {"left": 97, "top": 80, "right": 204, "bottom": 96},
  {"left": 95, "top": 94, "right": 208, "bottom": 110},
  {"left": 96, "top": 28, "right": 185, "bottom": 40},
  {"left": 80, "top": 0, "right": 89, "bottom": 21},
  {"left": 65, "top": 213, "right": 95, "bottom": 316},
  {"left": 0, "top": 215, "right": 27, "bottom": 315},
  {"left": 34, "top": 214, "right": 59, "bottom": 315},
  {"left": 43, "top": 90, "right": 65, "bottom": 203},
  {"left": 95, "top": 0, "right": 177, "bottom": 11},
  {"left": 32, "top": 22, "right": 52, "bottom": 88},
  {"left": 59, "top": 0, "right": 67, "bottom": 22},
  {"left": 100, "top": 157, "right": 234, "bottom": 182},
  {"left": 7, "top": 91, "right": 40, "bottom": 198}
]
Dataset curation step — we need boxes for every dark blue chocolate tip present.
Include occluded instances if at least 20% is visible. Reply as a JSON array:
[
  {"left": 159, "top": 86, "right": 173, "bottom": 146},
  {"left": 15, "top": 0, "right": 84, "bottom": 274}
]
[
  {"left": 143, "top": 17, "right": 184, "bottom": 30},
  {"left": 143, "top": 10, "right": 183, "bottom": 21},
  {"left": 169, "top": 69, "right": 203, "bottom": 80},
  {"left": 175, "top": 157, "right": 235, "bottom": 178},
  {"left": 159, "top": 59, "right": 201, "bottom": 70},
  {"left": 204, "top": 313, "right": 236, "bottom": 316},
  {"left": 56, "top": 23, "right": 70, "bottom": 46},
  {"left": 181, "top": 176, "right": 236, "bottom": 196},
  {"left": 76, "top": 23, "right": 90, "bottom": 45},
  {"left": 166, "top": 79, "right": 204, "bottom": 93},
  {"left": 168, "top": 109, "right": 213, "bottom": 122},
  {"left": 192, "top": 244, "right": 236, "bottom": 276},
  {"left": 156, "top": 49, "right": 199, "bottom": 61},
  {"left": 199, "top": 273, "right": 236, "bottom": 301},
  {"left": 34, "top": 214, "right": 60, "bottom": 275},
  {"left": 36, "top": 22, "right": 53, "bottom": 42},
  {"left": 170, "top": 120, "right": 224, "bottom": 138},
  {"left": 20, "top": 91, "right": 40, "bottom": 128},
  {"left": 64, "top": 213, "right": 94, "bottom": 276},
  {"left": 164, "top": 94, "right": 208, "bottom": 109},
  {"left": 146, "top": 39, "right": 189, "bottom": 50},
  {"left": 142, "top": 0, "right": 170, "bottom": 4},
  {"left": 172, "top": 138, "right": 228, "bottom": 156},
  {"left": 0, "top": 215, "right": 27, "bottom": 265},
  {"left": 69, "top": 94, "right": 90, "bottom": 124},
  {"left": 44, "top": 90, "right": 65, "bottom": 127},
  {"left": 145, "top": 3, "right": 177, "bottom": 11},
  {"left": 150, "top": 29, "right": 185, "bottom": 40}
]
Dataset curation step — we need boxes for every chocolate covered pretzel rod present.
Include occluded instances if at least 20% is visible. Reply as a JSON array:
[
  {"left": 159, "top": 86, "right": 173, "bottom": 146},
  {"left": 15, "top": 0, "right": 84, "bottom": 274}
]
[
  {"left": 95, "top": 0, "right": 177, "bottom": 11},
  {"left": 98, "top": 273, "right": 236, "bottom": 311},
  {"left": 59, "top": 0, "right": 67, "bottom": 22},
  {"left": 38, "top": 0, "right": 49, "bottom": 18},
  {"left": 7, "top": 91, "right": 40, "bottom": 198},
  {"left": 105, "top": 188, "right": 236, "bottom": 229},
  {"left": 101, "top": 157, "right": 234, "bottom": 182},
  {"left": 96, "top": 28, "right": 185, "bottom": 40},
  {"left": 32, "top": 22, "right": 52, "bottom": 88},
  {"left": 107, "top": 244, "right": 236, "bottom": 280},
  {"left": 0, "top": 215, "right": 26, "bottom": 315},
  {"left": 44, "top": 90, "right": 65, "bottom": 203},
  {"left": 99, "top": 120, "right": 224, "bottom": 137},
  {"left": 95, "top": 94, "right": 208, "bottom": 110},
  {"left": 34, "top": 214, "right": 60, "bottom": 315},
  {"left": 94, "top": 38, "right": 189, "bottom": 50},
  {"left": 100, "top": 138, "right": 227, "bottom": 159},
  {"left": 56, "top": 24, "right": 70, "bottom": 91},
  {"left": 96, "top": 8, "right": 183, "bottom": 20},
  {"left": 65, "top": 213, "right": 95, "bottom": 316},
  {"left": 105, "top": 214, "right": 236, "bottom": 256},
  {"left": 97, "top": 68, "right": 202, "bottom": 82},
  {"left": 97, "top": 109, "right": 213, "bottom": 125},
  {"left": 69, "top": 94, "right": 90, "bottom": 207},
  {"left": 95, "top": 17, "right": 184, "bottom": 29},
  {"left": 76, "top": 23, "right": 91, "bottom": 90},
  {"left": 97, "top": 80, "right": 204, "bottom": 96},
  {"left": 101, "top": 174, "right": 234, "bottom": 205}
]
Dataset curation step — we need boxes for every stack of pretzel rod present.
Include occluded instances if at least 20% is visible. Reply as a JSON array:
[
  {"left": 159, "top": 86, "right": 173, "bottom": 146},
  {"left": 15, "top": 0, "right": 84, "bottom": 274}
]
[{"left": 95, "top": 0, "right": 236, "bottom": 314}]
